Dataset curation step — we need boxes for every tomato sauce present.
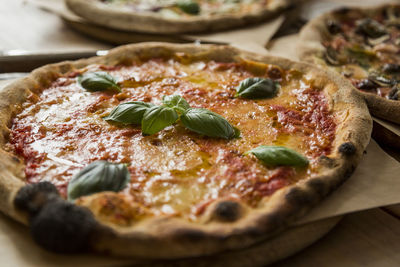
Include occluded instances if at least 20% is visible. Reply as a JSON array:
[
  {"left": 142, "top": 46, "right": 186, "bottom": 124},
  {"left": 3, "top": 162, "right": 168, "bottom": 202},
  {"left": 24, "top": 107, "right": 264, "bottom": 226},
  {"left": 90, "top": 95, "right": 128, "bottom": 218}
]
[{"left": 9, "top": 58, "right": 336, "bottom": 219}]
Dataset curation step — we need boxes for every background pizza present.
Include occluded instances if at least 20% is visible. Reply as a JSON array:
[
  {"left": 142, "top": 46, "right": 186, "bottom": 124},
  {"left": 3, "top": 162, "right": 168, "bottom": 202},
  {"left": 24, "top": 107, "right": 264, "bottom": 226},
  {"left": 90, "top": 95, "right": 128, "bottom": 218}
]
[
  {"left": 65, "top": 0, "right": 291, "bottom": 33},
  {"left": 298, "top": 4, "right": 400, "bottom": 124}
]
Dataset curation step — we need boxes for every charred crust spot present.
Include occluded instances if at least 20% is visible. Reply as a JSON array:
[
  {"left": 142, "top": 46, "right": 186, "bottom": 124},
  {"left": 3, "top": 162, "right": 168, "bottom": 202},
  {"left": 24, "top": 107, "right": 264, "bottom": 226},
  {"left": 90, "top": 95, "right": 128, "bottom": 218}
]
[
  {"left": 318, "top": 155, "right": 336, "bottom": 168},
  {"left": 243, "top": 227, "right": 263, "bottom": 238},
  {"left": 330, "top": 165, "right": 355, "bottom": 192},
  {"left": 174, "top": 229, "right": 205, "bottom": 242},
  {"left": 307, "top": 179, "right": 327, "bottom": 197},
  {"left": 285, "top": 188, "right": 313, "bottom": 207},
  {"left": 261, "top": 212, "right": 285, "bottom": 230},
  {"left": 213, "top": 201, "right": 241, "bottom": 222},
  {"left": 30, "top": 200, "right": 96, "bottom": 253},
  {"left": 338, "top": 142, "right": 356, "bottom": 156},
  {"left": 343, "top": 164, "right": 356, "bottom": 180},
  {"left": 250, "top": 208, "right": 291, "bottom": 236},
  {"left": 14, "top": 182, "right": 60, "bottom": 217}
]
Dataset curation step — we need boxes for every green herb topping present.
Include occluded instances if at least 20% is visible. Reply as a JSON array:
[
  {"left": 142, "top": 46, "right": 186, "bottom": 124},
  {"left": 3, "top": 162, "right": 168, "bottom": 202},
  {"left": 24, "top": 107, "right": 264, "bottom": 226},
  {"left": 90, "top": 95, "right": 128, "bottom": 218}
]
[
  {"left": 67, "top": 161, "right": 130, "bottom": 201},
  {"left": 78, "top": 71, "right": 121, "bottom": 93},
  {"left": 235, "top": 77, "right": 279, "bottom": 99},
  {"left": 104, "top": 95, "right": 239, "bottom": 139},
  {"left": 177, "top": 0, "right": 200, "bottom": 15},
  {"left": 180, "top": 108, "right": 237, "bottom": 140},
  {"left": 245, "top": 146, "right": 309, "bottom": 167}
]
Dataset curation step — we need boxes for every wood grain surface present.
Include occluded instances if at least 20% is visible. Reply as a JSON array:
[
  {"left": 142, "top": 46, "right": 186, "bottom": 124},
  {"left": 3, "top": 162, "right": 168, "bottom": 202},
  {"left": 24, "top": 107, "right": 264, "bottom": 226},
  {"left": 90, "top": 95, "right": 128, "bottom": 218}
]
[{"left": 273, "top": 209, "right": 400, "bottom": 267}]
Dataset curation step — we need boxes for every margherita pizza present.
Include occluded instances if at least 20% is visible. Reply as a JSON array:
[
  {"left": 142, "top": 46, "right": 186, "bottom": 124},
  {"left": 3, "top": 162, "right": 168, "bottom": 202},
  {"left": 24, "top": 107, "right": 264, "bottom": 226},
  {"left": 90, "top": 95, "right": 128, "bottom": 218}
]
[
  {"left": 298, "top": 4, "right": 400, "bottom": 124},
  {"left": 0, "top": 43, "right": 371, "bottom": 258},
  {"left": 65, "top": 0, "right": 291, "bottom": 34}
]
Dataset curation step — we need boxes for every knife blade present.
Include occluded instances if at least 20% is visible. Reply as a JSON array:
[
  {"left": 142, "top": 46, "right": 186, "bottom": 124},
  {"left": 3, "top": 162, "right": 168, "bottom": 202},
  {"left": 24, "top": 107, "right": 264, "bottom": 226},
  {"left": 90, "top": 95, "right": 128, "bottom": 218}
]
[{"left": 0, "top": 50, "right": 109, "bottom": 73}]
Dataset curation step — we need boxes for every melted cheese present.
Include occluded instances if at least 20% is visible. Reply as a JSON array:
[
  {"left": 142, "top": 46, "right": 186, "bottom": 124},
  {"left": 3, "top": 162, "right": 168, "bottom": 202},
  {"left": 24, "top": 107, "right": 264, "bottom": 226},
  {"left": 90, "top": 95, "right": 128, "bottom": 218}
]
[{"left": 10, "top": 57, "right": 336, "bottom": 221}]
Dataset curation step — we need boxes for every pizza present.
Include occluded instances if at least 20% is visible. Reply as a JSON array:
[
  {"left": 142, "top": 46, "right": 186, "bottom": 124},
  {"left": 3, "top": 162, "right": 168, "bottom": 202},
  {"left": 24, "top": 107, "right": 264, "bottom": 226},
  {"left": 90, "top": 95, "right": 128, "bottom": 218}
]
[
  {"left": 298, "top": 4, "right": 400, "bottom": 124},
  {"left": 65, "top": 0, "right": 291, "bottom": 34},
  {"left": 0, "top": 43, "right": 371, "bottom": 258}
]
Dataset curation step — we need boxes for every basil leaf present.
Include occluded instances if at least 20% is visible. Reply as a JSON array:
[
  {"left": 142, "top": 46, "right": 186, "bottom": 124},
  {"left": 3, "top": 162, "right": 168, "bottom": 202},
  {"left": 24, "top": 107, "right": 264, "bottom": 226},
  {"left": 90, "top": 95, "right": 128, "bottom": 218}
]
[
  {"left": 162, "top": 95, "right": 191, "bottom": 113},
  {"left": 180, "top": 108, "right": 237, "bottom": 139},
  {"left": 104, "top": 101, "right": 154, "bottom": 124},
  {"left": 141, "top": 106, "right": 179, "bottom": 135},
  {"left": 235, "top": 77, "right": 278, "bottom": 99},
  {"left": 177, "top": 0, "right": 200, "bottom": 15},
  {"left": 67, "top": 161, "right": 130, "bottom": 201},
  {"left": 233, "top": 126, "right": 241, "bottom": 139},
  {"left": 78, "top": 71, "right": 121, "bottom": 93},
  {"left": 246, "top": 146, "right": 309, "bottom": 167}
]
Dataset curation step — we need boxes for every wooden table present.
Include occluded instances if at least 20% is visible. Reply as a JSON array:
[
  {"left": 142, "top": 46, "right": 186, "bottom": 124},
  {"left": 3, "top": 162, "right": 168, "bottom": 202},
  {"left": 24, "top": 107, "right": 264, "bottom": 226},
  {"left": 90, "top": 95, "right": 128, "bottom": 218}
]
[
  {"left": 0, "top": 0, "right": 110, "bottom": 53},
  {"left": 1, "top": 0, "right": 399, "bottom": 266}
]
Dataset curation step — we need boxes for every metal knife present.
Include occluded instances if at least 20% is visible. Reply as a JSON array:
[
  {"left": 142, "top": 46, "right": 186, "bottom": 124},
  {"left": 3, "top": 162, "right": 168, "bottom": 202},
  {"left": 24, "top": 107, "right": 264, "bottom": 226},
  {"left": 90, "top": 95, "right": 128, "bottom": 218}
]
[{"left": 0, "top": 49, "right": 109, "bottom": 74}]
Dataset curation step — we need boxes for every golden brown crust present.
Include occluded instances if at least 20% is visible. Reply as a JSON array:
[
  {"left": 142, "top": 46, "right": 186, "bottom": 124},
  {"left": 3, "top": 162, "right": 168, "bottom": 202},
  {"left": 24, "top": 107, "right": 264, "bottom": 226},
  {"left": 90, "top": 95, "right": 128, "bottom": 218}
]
[
  {"left": 297, "top": 4, "right": 400, "bottom": 125},
  {"left": 364, "top": 93, "right": 400, "bottom": 124},
  {"left": 65, "top": 0, "right": 291, "bottom": 34},
  {"left": 0, "top": 43, "right": 371, "bottom": 258}
]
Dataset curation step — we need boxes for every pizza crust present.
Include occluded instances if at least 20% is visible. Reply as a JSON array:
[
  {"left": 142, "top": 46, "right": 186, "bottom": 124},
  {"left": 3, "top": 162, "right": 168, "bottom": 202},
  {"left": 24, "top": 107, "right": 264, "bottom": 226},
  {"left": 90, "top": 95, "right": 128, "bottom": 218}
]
[
  {"left": 65, "top": 0, "right": 291, "bottom": 34},
  {"left": 297, "top": 4, "right": 400, "bottom": 125},
  {"left": 0, "top": 43, "right": 372, "bottom": 258}
]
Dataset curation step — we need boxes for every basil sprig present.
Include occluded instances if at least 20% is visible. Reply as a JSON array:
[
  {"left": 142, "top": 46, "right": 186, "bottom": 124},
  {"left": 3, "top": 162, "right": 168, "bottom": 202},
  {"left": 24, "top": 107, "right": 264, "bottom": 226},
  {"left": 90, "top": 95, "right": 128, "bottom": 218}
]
[
  {"left": 67, "top": 161, "right": 130, "bottom": 201},
  {"left": 104, "top": 94, "right": 239, "bottom": 139},
  {"left": 162, "top": 95, "right": 190, "bottom": 112},
  {"left": 177, "top": 0, "right": 200, "bottom": 15},
  {"left": 142, "top": 106, "right": 179, "bottom": 135},
  {"left": 104, "top": 101, "right": 154, "bottom": 124},
  {"left": 78, "top": 71, "right": 121, "bottom": 93},
  {"left": 246, "top": 146, "right": 309, "bottom": 167},
  {"left": 181, "top": 108, "right": 237, "bottom": 139},
  {"left": 235, "top": 77, "right": 278, "bottom": 99}
]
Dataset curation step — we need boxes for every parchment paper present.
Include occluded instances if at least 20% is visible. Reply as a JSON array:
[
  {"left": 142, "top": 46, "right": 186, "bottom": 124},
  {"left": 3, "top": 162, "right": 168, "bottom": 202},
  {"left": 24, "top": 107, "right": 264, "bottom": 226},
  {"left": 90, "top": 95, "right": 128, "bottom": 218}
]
[
  {"left": 186, "top": 16, "right": 285, "bottom": 48},
  {"left": 299, "top": 140, "right": 400, "bottom": 224}
]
